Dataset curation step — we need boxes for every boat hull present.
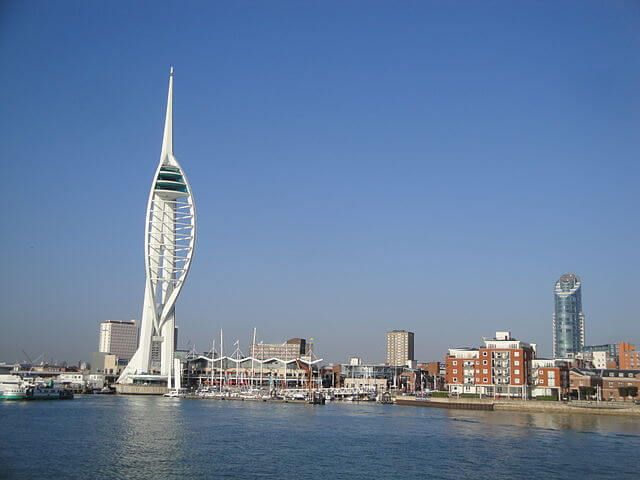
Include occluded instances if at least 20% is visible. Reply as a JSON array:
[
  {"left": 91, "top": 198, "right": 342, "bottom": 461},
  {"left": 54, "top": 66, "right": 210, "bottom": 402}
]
[{"left": 0, "top": 392, "right": 28, "bottom": 400}]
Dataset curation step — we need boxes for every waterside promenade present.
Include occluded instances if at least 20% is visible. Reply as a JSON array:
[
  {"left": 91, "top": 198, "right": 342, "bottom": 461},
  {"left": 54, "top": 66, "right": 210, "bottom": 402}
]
[{"left": 396, "top": 396, "right": 640, "bottom": 416}]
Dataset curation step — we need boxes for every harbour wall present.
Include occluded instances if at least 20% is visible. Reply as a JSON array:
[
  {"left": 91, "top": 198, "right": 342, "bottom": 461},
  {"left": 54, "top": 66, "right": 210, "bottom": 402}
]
[
  {"left": 395, "top": 397, "right": 640, "bottom": 417},
  {"left": 115, "top": 385, "right": 168, "bottom": 395}
]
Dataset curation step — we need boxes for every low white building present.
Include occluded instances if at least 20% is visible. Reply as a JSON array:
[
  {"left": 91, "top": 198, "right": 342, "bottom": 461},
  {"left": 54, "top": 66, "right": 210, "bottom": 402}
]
[
  {"left": 86, "top": 374, "right": 106, "bottom": 389},
  {"left": 58, "top": 373, "right": 85, "bottom": 389}
]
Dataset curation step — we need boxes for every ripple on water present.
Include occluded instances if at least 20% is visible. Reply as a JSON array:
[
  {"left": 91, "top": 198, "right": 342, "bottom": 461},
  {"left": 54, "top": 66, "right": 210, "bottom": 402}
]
[{"left": 0, "top": 397, "right": 639, "bottom": 479}]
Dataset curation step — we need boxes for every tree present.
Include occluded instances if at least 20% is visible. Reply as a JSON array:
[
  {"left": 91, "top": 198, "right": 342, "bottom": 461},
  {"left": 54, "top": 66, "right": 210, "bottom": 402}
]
[
  {"left": 579, "top": 386, "right": 596, "bottom": 399},
  {"left": 627, "top": 386, "right": 638, "bottom": 399},
  {"left": 618, "top": 386, "right": 629, "bottom": 400}
]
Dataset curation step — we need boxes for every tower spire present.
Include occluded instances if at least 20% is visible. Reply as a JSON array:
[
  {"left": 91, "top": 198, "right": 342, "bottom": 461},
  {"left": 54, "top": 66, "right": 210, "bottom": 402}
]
[{"left": 160, "top": 66, "right": 174, "bottom": 161}]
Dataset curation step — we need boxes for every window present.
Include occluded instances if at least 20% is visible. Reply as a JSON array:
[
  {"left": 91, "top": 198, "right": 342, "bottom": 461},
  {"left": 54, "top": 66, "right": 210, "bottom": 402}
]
[
  {"left": 514, "top": 351, "right": 520, "bottom": 357},
  {"left": 453, "top": 378, "right": 458, "bottom": 383},
  {"left": 514, "top": 361, "right": 520, "bottom": 366},
  {"left": 483, "top": 369, "right": 488, "bottom": 374},
  {"left": 483, "top": 360, "right": 488, "bottom": 365},
  {"left": 483, "top": 378, "right": 488, "bottom": 383},
  {"left": 452, "top": 361, "right": 457, "bottom": 366},
  {"left": 453, "top": 369, "right": 458, "bottom": 374},
  {"left": 514, "top": 369, "right": 520, "bottom": 375},
  {"left": 483, "top": 352, "right": 488, "bottom": 357},
  {"left": 515, "top": 378, "right": 520, "bottom": 384}
]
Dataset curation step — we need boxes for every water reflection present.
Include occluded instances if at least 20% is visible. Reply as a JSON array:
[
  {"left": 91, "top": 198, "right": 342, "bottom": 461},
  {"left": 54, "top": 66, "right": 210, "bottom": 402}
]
[
  {"left": 444, "top": 408, "right": 640, "bottom": 436},
  {"left": 106, "top": 396, "right": 187, "bottom": 479},
  {"left": 1, "top": 397, "right": 638, "bottom": 480}
]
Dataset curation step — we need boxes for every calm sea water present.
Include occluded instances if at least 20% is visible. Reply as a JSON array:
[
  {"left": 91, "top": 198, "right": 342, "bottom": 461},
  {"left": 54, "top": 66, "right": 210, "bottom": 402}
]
[{"left": 1, "top": 396, "right": 639, "bottom": 479}]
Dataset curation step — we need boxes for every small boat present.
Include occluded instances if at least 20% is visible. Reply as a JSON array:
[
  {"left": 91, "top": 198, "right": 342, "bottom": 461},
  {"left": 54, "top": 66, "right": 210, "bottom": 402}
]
[{"left": 164, "top": 386, "right": 189, "bottom": 398}]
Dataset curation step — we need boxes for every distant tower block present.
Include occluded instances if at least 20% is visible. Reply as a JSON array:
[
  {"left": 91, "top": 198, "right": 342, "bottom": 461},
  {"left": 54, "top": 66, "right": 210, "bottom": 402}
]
[
  {"left": 552, "top": 273, "right": 585, "bottom": 359},
  {"left": 118, "top": 69, "right": 196, "bottom": 384},
  {"left": 386, "top": 330, "right": 415, "bottom": 366}
]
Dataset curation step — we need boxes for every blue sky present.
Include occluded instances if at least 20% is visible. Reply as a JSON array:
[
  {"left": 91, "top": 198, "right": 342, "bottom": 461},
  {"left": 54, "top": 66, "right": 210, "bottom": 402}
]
[{"left": 1, "top": 1, "right": 639, "bottom": 364}]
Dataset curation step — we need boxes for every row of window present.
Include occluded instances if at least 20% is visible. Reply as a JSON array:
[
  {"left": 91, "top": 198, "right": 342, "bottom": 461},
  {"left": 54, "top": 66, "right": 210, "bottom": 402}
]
[
  {"left": 451, "top": 377, "right": 522, "bottom": 384},
  {"left": 452, "top": 368, "right": 521, "bottom": 375},
  {"left": 451, "top": 360, "right": 520, "bottom": 366}
]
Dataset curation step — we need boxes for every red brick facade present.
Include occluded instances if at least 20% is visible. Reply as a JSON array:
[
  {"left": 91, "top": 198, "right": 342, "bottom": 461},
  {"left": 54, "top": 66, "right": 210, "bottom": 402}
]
[{"left": 619, "top": 342, "right": 640, "bottom": 370}]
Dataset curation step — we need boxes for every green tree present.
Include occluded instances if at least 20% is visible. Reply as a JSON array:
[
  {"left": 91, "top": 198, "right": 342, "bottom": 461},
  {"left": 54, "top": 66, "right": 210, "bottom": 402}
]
[
  {"left": 580, "top": 386, "right": 596, "bottom": 399},
  {"left": 618, "top": 386, "right": 629, "bottom": 400}
]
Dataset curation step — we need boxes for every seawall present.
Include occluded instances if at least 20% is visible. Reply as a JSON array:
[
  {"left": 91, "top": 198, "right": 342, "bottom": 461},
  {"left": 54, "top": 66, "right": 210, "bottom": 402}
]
[{"left": 395, "top": 397, "right": 640, "bottom": 417}]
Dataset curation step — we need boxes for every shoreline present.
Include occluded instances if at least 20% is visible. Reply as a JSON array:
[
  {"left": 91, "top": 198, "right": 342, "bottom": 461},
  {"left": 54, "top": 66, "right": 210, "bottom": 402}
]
[{"left": 395, "top": 397, "right": 640, "bottom": 417}]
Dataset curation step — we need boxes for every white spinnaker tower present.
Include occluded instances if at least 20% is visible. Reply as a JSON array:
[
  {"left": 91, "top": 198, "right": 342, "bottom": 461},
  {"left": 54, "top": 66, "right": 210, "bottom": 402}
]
[{"left": 118, "top": 68, "right": 196, "bottom": 384}]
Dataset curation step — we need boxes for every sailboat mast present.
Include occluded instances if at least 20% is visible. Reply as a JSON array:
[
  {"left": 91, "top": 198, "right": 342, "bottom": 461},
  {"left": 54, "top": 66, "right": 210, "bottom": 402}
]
[
  {"left": 251, "top": 327, "right": 256, "bottom": 388},
  {"left": 219, "top": 329, "right": 224, "bottom": 393},
  {"left": 211, "top": 338, "right": 215, "bottom": 387}
]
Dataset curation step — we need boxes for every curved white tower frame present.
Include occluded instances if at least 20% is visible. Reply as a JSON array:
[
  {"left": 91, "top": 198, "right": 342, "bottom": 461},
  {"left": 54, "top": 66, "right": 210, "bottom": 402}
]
[{"left": 118, "top": 68, "right": 196, "bottom": 384}]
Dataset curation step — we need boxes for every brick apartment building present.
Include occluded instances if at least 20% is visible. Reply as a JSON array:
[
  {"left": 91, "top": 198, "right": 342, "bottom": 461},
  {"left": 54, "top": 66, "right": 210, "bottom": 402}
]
[
  {"left": 618, "top": 342, "right": 640, "bottom": 370},
  {"left": 445, "top": 331, "right": 536, "bottom": 398},
  {"left": 532, "top": 358, "right": 570, "bottom": 398},
  {"left": 600, "top": 369, "right": 640, "bottom": 401},
  {"left": 569, "top": 368, "right": 640, "bottom": 401}
]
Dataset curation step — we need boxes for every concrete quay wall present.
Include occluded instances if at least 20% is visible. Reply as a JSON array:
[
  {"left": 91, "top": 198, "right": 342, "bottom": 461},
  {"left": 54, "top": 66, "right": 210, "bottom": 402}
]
[
  {"left": 115, "top": 384, "right": 168, "bottom": 395},
  {"left": 493, "top": 401, "right": 640, "bottom": 416},
  {"left": 396, "top": 397, "right": 640, "bottom": 417}
]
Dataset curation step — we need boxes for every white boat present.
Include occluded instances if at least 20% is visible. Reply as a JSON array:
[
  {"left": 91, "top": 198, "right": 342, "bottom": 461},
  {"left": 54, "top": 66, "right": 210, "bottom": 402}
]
[
  {"left": 0, "top": 375, "right": 28, "bottom": 400},
  {"left": 163, "top": 388, "right": 188, "bottom": 398},
  {"left": 0, "top": 385, "right": 28, "bottom": 400},
  {"left": 164, "top": 358, "right": 187, "bottom": 398}
]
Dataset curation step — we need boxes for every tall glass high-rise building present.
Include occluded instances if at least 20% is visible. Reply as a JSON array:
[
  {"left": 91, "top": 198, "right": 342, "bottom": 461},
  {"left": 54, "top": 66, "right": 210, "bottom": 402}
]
[{"left": 552, "top": 273, "right": 585, "bottom": 358}]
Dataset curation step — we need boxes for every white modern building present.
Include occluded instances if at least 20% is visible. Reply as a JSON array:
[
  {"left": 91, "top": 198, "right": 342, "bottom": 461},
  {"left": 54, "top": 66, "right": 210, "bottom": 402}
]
[
  {"left": 118, "top": 68, "right": 196, "bottom": 386},
  {"left": 99, "top": 320, "right": 138, "bottom": 360}
]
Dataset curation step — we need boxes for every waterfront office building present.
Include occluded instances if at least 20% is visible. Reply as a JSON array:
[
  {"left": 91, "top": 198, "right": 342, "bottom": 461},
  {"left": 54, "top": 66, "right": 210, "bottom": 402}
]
[
  {"left": 98, "top": 320, "right": 138, "bottom": 361},
  {"left": 386, "top": 330, "right": 415, "bottom": 366},
  {"left": 118, "top": 69, "right": 196, "bottom": 385},
  {"left": 552, "top": 273, "right": 585, "bottom": 359}
]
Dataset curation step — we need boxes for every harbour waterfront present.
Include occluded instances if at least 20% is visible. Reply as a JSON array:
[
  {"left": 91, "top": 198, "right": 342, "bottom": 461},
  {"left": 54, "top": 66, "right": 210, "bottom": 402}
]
[{"left": 1, "top": 396, "right": 639, "bottom": 479}]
